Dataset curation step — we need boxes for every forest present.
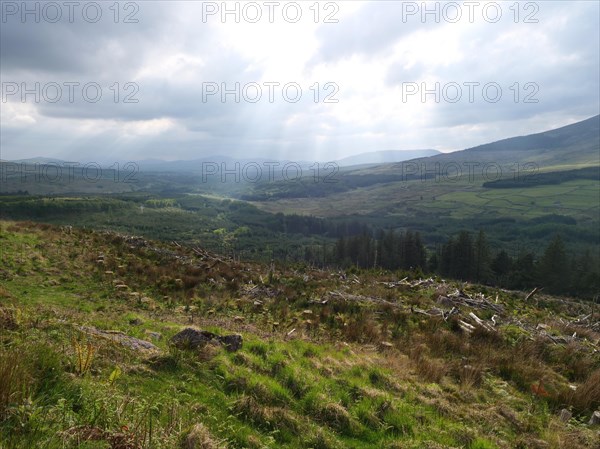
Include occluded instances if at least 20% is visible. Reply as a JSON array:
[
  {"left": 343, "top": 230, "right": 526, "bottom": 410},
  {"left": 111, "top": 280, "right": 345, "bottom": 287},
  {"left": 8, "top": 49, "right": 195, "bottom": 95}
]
[
  {"left": 1, "top": 194, "right": 598, "bottom": 300},
  {"left": 315, "top": 230, "right": 599, "bottom": 299}
]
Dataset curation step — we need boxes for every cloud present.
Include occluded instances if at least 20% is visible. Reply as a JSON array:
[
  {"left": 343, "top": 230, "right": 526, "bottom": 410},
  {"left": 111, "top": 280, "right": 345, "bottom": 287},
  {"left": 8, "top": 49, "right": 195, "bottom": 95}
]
[{"left": 0, "top": 1, "right": 598, "bottom": 161}]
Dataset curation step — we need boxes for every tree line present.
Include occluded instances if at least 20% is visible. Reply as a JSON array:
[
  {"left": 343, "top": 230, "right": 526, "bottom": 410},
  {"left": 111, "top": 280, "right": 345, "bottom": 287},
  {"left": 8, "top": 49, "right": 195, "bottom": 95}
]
[{"left": 320, "top": 230, "right": 598, "bottom": 299}]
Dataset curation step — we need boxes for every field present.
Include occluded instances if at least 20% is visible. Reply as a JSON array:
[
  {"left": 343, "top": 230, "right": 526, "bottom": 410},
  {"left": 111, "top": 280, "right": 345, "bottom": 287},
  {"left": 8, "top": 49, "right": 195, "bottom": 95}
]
[
  {"left": 251, "top": 176, "right": 599, "bottom": 220},
  {"left": 249, "top": 173, "right": 599, "bottom": 254}
]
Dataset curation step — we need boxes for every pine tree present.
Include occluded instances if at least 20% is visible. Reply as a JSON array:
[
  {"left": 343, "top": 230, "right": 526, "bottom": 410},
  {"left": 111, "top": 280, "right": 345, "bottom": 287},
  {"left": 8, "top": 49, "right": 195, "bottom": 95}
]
[
  {"left": 428, "top": 252, "right": 439, "bottom": 273},
  {"left": 570, "top": 250, "right": 600, "bottom": 298},
  {"left": 492, "top": 250, "right": 512, "bottom": 285},
  {"left": 510, "top": 252, "right": 536, "bottom": 290},
  {"left": 537, "top": 235, "right": 569, "bottom": 294},
  {"left": 414, "top": 232, "right": 427, "bottom": 270},
  {"left": 474, "top": 230, "right": 491, "bottom": 283},
  {"left": 455, "top": 231, "right": 475, "bottom": 280}
]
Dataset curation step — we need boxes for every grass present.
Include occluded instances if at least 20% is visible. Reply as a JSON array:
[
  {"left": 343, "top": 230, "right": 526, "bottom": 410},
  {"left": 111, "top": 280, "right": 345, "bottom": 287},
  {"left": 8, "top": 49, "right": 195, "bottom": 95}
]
[
  {"left": 253, "top": 177, "right": 599, "bottom": 222},
  {"left": 0, "top": 220, "right": 599, "bottom": 448}
]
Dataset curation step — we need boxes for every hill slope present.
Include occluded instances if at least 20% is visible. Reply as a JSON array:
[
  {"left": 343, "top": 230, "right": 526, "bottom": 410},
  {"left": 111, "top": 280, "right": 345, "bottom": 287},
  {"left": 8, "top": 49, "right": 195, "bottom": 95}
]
[
  {"left": 336, "top": 150, "right": 441, "bottom": 167},
  {"left": 386, "top": 115, "right": 600, "bottom": 171},
  {"left": 1, "top": 220, "right": 599, "bottom": 448},
  {"left": 249, "top": 116, "right": 600, "bottom": 251}
]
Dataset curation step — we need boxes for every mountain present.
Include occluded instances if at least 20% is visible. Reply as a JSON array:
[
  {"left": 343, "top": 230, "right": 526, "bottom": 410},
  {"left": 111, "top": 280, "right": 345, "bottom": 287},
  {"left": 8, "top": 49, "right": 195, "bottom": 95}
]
[
  {"left": 335, "top": 149, "right": 441, "bottom": 167},
  {"left": 392, "top": 115, "right": 600, "bottom": 171},
  {"left": 11, "top": 157, "right": 77, "bottom": 165},
  {"left": 248, "top": 116, "right": 600, "bottom": 245}
]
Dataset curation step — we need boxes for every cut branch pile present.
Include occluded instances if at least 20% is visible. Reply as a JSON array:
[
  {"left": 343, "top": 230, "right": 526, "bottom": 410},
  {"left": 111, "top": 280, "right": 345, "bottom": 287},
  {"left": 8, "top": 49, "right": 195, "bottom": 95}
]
[{"left": 438, "top": 289, "right": 504, "bottom": 314}]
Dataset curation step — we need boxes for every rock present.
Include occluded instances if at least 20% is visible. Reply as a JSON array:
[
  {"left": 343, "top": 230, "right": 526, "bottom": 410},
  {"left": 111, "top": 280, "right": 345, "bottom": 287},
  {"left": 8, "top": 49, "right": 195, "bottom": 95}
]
[
  {"left": 220, "top": 334, "right": 243, "bottom": 352},
  {"left": 144, "top": 330, "right": 162, "bottom": 341},
  {"left": 589, "top": 410, "right": 600, "bottom": 426},
  {"left": 170, "top": 328, "right": 243, "bottom": 352},
  {"left": 170, "top": 328, "right": 216, "bottom": 349},
  {"left": 559, "top": 408, "right": 572, "bottom": 422},
  {"left": 77, "top": 326, "right": 159, "bottom": 353}
]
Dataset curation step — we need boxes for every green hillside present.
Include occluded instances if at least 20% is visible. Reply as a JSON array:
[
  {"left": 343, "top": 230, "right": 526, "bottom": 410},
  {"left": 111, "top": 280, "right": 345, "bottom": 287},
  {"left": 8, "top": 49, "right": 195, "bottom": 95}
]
[
  {"left": 1, "top": 221, "right": 599, "bottom": 448},
  {"left": 246, "top": 117, "right": 600, "bottom": 256}
]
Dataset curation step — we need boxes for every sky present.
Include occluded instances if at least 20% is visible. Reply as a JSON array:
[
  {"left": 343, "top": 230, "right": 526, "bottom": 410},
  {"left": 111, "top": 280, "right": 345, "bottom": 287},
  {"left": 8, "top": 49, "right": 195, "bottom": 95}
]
[{"left": 1, "top": 0, "right": 599, "bottom": 163}]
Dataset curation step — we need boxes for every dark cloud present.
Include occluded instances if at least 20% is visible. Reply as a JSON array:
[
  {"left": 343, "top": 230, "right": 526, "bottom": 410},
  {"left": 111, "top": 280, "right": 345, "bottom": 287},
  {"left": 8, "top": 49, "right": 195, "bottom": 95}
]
[
  {"left": 1, "top": 1, "right": 598, "bottom": 161},
  {"left": 0, "top": 2, "right": 172, "bottom": 75}
]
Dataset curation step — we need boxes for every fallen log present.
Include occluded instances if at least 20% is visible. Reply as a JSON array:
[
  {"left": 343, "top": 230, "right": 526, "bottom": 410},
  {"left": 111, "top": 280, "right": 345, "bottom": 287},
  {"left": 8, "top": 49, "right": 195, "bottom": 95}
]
[{"left": 525, "top": 287, "right": 542, "bottom": 301}]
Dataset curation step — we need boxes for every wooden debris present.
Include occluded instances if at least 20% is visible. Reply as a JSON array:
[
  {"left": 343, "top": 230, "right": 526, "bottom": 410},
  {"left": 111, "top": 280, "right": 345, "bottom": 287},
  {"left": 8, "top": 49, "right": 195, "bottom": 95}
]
[
  {"left": 469, "top": 312, "right": 496, "bottom": 332},
  {"left": 378, "top": 341, "right": 394, "bottom": 351},
  {"left": 328, "top": 290, "right": 403, "bottom": 310},
  {"left": 443, "top": 289, "right": 504, "bottom": 313},
  {"left": 458, "top": 320, "right": 476, "bottom": 334},
  {"left": 525, "top": 287, "right": 541, "bottom": 301}
]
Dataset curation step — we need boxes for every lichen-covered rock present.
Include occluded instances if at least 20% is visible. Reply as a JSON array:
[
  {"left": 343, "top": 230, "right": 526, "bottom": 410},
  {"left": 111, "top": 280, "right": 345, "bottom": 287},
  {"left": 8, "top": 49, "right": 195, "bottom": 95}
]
[
  {"left": 558, "top": 408, "right": 572, "bottom": 422},
  {"left": 170, "top": 328, "right": 242, "bottom": 352},
  {"left": 77, "top": 326, "right": 159, "bottom": 353}
]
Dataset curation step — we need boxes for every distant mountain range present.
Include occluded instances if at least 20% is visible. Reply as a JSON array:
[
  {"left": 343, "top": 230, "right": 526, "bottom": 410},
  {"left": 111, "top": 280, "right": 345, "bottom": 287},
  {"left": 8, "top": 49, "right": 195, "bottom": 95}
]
[
  {"left": 7, "top": 150, "right": 442, "bottom": 171},
  {"left": 6, "top": 116, "right": 598, "bottom": 172},
  {"left": 335, "top": 149, "right": 441, "bottom": 167},
  {"left": 8, "top": 157, "right": 79, "bottom": 165}
]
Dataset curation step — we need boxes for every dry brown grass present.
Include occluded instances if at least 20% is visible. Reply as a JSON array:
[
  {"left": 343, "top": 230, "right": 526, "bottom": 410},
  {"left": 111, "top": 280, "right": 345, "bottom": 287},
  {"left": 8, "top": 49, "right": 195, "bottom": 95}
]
[
  {"left": 454, "top": 363, "right": 485, "bottom": 389},
  {"left": 415, "top": 356, "right": 447, "bottom": 384},
  {"left": 550, "top": 342, "right": 598, "bottom": 382},
  {"left": 427, "top": 328, "right": 468, "bottom": 357},
  {"left": 408, "top": 344, "right": 447, "bottom": 384},
  {"left": 310, "top": 398, "right": 357, "bottom": 434},
  {"left": 554, "top": 369, "right": 600, "bottom": 415},
  {"left": 0, "top": 305, "right": 19, "bottom": 330},
  {"left": 0, "top": 286, "right": 14, "bottom": 300},
  {"left": 180, "top": 423, "right": 222, "bottom": 449},
  {"left": 232, "top": 395, "right": 302, "bottom": 437},
  {"left": 343, "top": 315, "right": 382, "bottom": 343},
  {"left": 196, "top": 343, "right": 221, "bottom": 363},
  {"left": 0, "top": 348, "right": 30, "bottom": 419}
]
